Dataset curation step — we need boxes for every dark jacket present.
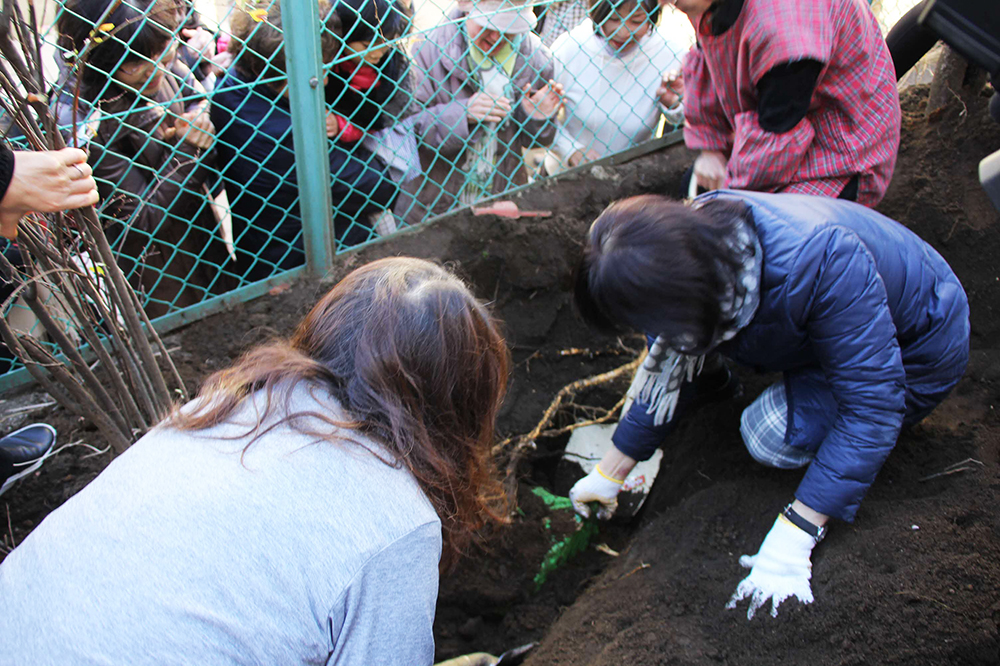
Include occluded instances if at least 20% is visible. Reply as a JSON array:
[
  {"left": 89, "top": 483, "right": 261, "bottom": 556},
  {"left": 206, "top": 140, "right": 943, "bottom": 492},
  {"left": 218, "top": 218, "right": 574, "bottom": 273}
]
[
  {"left": 211, "top": 68, "right": 398, "bottom": 282},
  {"left": 325, "top": 48, "right": 414, "bottom": 133},
  {"left": 86, "top": 61, "right": 233, "bottom": 317},
  {"left": 613, "top": 190, "right": 969, "bottom": 522}
]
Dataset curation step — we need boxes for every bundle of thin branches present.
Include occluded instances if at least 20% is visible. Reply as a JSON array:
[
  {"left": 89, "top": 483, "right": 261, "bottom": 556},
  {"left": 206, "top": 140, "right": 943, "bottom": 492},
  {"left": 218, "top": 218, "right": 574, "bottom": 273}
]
[{"left": 0, "top": 0, "right": 186, "bottom": 453}]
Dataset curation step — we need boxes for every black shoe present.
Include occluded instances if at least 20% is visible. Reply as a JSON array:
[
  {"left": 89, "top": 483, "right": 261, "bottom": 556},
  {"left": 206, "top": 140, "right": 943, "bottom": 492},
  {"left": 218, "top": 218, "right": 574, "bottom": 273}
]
[{"left": 0, "top": 423, "right": 56, "bottom": 497}]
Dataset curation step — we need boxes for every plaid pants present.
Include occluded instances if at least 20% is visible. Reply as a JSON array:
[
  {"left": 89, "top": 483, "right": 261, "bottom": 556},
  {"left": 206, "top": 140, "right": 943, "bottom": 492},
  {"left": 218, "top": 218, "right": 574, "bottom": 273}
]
[{"left": 739, "top": 382, "right": 814, "bottom": 469}]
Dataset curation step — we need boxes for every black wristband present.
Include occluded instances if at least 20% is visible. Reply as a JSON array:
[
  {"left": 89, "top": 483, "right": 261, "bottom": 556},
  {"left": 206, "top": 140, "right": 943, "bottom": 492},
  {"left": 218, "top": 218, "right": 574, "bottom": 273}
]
[{"left": 783, "top": 503, "right": 826, "bottom": 541}]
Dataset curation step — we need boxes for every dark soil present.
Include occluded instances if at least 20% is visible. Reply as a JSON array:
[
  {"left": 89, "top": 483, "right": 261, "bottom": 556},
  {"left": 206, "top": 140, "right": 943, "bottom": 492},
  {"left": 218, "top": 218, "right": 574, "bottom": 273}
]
[{"left": 3, "top": 85, "right": 999, "bottom": 666}]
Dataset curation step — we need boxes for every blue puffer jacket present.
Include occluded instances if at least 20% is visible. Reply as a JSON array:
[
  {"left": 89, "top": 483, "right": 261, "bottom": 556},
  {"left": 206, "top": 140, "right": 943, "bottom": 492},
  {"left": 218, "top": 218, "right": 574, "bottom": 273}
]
[{"left": 612, "top": 190, "right": 969, "bottom": 521}]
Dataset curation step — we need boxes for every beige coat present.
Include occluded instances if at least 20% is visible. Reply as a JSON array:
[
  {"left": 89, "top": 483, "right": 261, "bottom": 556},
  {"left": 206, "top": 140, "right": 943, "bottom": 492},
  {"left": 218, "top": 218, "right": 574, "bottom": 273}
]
[{"left": 405, "top": 10, "right": 557, "bottom": 221}]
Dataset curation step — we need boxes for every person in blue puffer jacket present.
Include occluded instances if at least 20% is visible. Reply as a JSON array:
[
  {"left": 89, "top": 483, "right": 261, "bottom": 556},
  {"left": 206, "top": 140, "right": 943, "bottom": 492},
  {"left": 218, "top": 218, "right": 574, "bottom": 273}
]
[{"left": 570, "top": 190, "right": 969, "bottom": 620}]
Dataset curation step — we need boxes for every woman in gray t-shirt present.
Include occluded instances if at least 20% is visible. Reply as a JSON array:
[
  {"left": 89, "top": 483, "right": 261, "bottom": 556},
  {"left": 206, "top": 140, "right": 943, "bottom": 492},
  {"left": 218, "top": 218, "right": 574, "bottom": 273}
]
[{"left": 0, "top": 257, "right": 510, "bottom": 666}]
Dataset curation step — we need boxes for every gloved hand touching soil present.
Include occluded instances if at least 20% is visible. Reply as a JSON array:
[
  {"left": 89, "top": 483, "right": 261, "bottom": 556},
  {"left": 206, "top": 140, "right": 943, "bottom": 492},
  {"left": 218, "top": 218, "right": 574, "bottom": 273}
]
[
  {"left": 726, "top": 513, "right": 819, "bottom": 619},
  {"left": 569, "top": 466, "right": 623, "bottom": 520},
  {"left": 569, "top": 446, "right": 637, "bottom": 520}
]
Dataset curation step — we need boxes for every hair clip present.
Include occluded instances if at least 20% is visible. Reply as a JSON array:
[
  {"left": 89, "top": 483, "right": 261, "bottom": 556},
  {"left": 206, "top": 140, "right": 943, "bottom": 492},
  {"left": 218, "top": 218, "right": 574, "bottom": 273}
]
[
  {"left": 90, "top": 22, "right": 116, "bottom": 44},
  {"left": 248, "top": 8, "right": 267, "bottom": 21}
]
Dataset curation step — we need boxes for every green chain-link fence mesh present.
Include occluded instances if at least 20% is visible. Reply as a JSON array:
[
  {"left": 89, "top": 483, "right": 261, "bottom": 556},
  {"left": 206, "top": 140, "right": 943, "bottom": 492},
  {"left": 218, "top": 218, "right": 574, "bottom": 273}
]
[{"left": 0, "top": 0, "right": 927, "bottom": 389}]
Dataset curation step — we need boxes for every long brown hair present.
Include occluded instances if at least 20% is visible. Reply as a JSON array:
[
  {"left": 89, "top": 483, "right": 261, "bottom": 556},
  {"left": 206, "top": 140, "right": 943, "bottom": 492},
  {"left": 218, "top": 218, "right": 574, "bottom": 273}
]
[{"left": 171, "top": 257, "right": 510, "bottom": 569}]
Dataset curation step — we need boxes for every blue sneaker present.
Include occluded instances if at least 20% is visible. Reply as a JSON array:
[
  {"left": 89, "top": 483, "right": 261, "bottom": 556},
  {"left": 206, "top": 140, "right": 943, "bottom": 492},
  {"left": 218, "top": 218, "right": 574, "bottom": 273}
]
[{"left": 0, "top": 423, "right": 56, "bottom": 497}]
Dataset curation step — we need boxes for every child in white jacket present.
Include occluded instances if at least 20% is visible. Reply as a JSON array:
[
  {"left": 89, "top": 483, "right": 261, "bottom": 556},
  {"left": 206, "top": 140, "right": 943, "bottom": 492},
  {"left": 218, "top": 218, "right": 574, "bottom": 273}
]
[{"left": 546, "top": 0, "right": 690, "bottom": 175}]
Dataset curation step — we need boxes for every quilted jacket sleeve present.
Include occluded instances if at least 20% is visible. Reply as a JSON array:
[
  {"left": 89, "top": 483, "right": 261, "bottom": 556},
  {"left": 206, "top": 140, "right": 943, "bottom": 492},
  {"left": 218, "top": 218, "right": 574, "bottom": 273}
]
[
  {"left": 612, "top": 394, "right": 670, "bottom": 463},
  {"left": 786, "top": 225, "right": 907, "bottom": 522}
]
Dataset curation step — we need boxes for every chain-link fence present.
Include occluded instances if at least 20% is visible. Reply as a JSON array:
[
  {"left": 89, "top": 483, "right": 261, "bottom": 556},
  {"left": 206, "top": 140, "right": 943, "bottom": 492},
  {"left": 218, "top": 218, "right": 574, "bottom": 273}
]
[{"left": 0, "top": 0, "right": 925, "bottom": 391}]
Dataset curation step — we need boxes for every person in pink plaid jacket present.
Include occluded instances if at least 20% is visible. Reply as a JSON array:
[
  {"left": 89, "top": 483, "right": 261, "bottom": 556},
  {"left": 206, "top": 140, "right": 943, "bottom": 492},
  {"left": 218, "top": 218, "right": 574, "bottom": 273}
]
[{"left": 663, "top": 0, "right": 900, "bottom": 207}]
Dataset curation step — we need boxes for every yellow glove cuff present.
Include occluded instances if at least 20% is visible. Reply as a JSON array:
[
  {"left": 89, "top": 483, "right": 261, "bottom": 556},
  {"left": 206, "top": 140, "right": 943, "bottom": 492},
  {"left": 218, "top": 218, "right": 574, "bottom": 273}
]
[{"left": 594, "top": 464, "right": 624, "bottom": 485}]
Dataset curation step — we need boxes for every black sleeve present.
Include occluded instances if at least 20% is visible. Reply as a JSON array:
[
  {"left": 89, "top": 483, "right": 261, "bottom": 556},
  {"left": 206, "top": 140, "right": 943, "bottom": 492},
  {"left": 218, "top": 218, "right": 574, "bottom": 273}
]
[
  {"left": 0, "top": 143, "right": 14, "bottom": 201},
  {"left": 884, "top": 0, "right": 937, "bottom": 81},
  {"left": 755, "top": 59, "right": 824, "bottom": 134}
]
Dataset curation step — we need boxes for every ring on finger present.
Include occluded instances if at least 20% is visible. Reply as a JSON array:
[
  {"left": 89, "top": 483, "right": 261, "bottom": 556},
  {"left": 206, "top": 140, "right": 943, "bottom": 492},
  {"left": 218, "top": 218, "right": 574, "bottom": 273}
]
[{"left": 71, "top": 164, "right": 87, "bottom": 179}]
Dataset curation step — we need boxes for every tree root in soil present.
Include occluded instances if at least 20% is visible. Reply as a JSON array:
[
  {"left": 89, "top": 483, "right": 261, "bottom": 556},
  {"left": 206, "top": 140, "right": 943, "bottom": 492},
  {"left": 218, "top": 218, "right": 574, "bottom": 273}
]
[
  {"left": 495, "top": 351, "right": 645, "bottom": 508},
  {"left": 917, "top": 457, "right": 984, "bottom": 482}
]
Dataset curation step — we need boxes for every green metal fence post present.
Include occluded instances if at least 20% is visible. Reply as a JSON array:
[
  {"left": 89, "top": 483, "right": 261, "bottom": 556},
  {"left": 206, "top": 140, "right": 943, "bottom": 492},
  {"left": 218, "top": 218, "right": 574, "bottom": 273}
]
[{"left": 280, "top": 0, "right": 335, "bottom": 277}]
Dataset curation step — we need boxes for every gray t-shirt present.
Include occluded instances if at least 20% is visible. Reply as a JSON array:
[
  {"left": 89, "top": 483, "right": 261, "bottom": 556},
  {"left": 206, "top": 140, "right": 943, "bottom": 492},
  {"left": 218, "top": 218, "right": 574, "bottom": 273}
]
[{"left": 0, "top": 384, "right": 442, "bottom": 665}]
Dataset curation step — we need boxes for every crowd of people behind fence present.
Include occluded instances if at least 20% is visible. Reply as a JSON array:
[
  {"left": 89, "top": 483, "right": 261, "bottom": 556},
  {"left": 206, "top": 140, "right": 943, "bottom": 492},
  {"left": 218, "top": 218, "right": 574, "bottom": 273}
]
[{"left": 16, "top": 0, "right": 695, "bottom": 316}]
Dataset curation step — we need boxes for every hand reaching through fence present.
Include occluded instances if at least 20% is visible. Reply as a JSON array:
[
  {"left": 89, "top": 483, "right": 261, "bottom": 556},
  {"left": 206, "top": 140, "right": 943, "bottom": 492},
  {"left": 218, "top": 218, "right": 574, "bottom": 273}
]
[
  {"left": 180, "top": 27, "right": 216, "bottom": 60},
  {"left": 657, "top": 70, "right": 684, "bottom": 110},
  {"left": 543, "top": 2, "right": 688, "bottom": 178},
  {"left": 409, "top": 0, "right": 558, "bottom": 215},
  {"left": 567, "top": 148, "right": 601, "bottom": 168},
  {"left": 0, "top": 148, "right": 99, "bottom": 240},
  {"left": 55, "top": 0, "right": 236, "bottom": 315},
  {"left": 326, "top": 112, "right": 364, "bottom": 142},
  {"left": 521, "top": 80, "right": 565, "bottom": 120},
  {"left": 466, "top": 91, "right": 512, "bottom": 124},
  {"left": 164, "top": 106, "right": 216, "bottom": 150},
  {"left": 210, "top": 50, "right": 234, "bottom": 76},
  {"left": 214, "top": 0, "right": 404, "bottom": 277}
]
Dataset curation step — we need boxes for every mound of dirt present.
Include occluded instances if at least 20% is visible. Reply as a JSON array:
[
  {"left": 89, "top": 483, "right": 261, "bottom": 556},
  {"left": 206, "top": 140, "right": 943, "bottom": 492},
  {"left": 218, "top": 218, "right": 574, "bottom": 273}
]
[{"left": 519, "top": 86, "right": 1000, "bottom": 666}]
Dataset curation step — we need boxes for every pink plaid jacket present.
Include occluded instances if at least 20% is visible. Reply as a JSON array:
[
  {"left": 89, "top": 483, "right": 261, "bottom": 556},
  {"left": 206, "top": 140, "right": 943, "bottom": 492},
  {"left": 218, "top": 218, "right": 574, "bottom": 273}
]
[{"left": 682, "top": 0, "right": 901, "bottom": 206}]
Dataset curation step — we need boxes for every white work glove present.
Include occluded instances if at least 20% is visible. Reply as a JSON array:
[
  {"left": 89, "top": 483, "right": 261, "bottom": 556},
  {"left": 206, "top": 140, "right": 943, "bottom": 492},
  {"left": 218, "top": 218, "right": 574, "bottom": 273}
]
[
  {"left": 726, "top": 515, "right": 818, "bottom": 619},
  {"left": 569, "top": 466, "right": 623, "bottom": 520}
]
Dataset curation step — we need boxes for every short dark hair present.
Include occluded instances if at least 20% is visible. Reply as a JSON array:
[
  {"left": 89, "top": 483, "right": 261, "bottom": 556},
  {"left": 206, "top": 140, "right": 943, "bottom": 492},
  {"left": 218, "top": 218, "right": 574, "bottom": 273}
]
[
  {"left": 588, "top": 0, "right": 661, "bottom": 30},
  {"left": 334, "top": 0, "right": 410, "bottom": 45},
  {"left": 575, "top": 195, "right": 746, "bottom": 353},
  {"left": 57, "top": 0, "right": 183, "bottom": 97},
  {"left": 230, "top": 0, "right": 341, "bottom": 83}
]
